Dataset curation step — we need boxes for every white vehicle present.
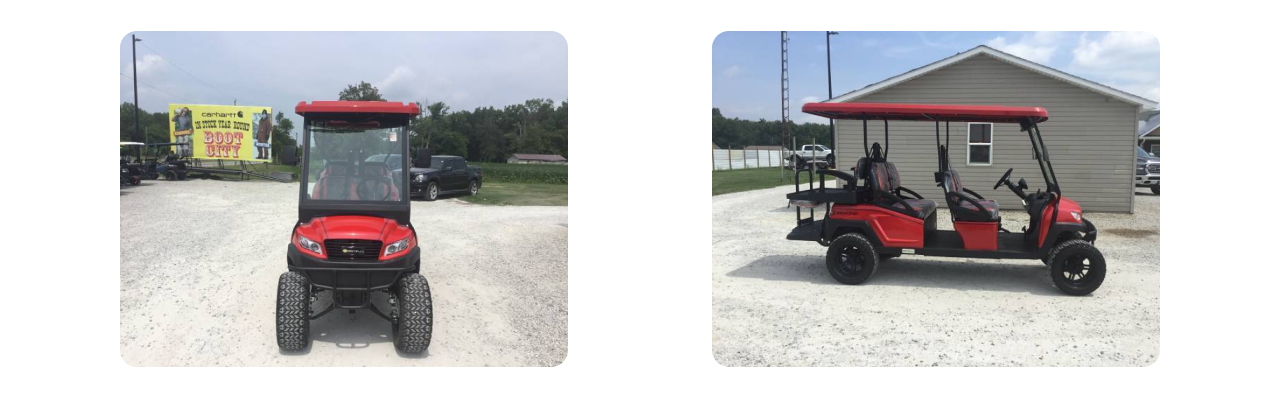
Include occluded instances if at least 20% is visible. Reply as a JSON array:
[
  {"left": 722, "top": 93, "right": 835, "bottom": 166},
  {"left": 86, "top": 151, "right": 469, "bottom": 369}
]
[{"left": 785, "top": 144, "right": 834, "bottom": 168}]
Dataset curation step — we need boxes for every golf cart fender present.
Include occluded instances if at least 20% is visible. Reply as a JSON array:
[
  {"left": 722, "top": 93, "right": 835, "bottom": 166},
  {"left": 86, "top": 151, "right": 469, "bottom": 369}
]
[
  {"left": 1035, "top": 218, "right": 1097, "bottom": 259},
  {"left": 822, "top": 219, "right": 885, "bottom": 249}
]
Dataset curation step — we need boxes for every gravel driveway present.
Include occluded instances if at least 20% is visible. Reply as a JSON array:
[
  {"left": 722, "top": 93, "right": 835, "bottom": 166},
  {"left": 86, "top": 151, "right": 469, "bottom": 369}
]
[
  {"left": 712, "top": 186, "right": 1159, "bottom": 367},
  {"left": 120, "top": 179, "right": 567, "bottom": 366}
]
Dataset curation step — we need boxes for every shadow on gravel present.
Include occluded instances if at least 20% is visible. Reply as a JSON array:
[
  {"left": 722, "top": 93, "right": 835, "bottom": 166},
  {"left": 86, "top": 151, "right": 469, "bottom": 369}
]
[
  {"left": 729, "top": 255, "right": 1061, "bottom": 295},
  {"left": 303, "top": 293, "right": 431, "bottom": 359},
  {"left": 310, "top": 310, "right": 394, "bottom": 349},
  {"left": 727, "top": 255, "right": 840, "bottom": 285},
  {"left": 871, "top": 258, "right": 1061, "bottom": 296}
]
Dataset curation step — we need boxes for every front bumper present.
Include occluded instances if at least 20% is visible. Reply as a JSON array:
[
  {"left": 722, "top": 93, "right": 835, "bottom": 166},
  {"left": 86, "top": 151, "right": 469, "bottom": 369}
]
[
  {"left": 1135, "top": 174, "right": 1160, "bottom": 187},
  {"left": 286, "top": 244, "right": 420, "bottom": 292}
]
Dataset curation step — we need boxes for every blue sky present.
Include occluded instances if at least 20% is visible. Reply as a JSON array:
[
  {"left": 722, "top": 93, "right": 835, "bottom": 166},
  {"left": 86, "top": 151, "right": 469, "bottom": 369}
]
[
  {"left": 120, "top": 32, "right": 567, "bottom": 117},
  {"left": 712, "top": 31, "right": 1160, "bottom": 124}
]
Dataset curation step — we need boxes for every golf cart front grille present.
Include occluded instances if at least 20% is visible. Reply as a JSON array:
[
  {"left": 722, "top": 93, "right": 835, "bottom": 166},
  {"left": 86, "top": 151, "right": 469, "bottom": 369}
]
[{"left": 324, "top": 239, "right": 382, "bottom": 261}]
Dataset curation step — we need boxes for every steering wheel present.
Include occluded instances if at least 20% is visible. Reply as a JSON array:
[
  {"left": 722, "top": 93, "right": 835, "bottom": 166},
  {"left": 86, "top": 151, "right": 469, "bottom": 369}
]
[
  {"left": 994, "top": 167, "right": 1014, "bottom": 190},
  {"left": 356, "top": 179, "right": 391, "bottom": 201}
]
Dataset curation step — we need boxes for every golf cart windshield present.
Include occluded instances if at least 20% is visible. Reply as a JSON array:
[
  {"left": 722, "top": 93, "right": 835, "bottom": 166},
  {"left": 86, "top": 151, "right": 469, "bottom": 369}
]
[{"left": 304, "top": 120, "right": 407, "bottom": 203}]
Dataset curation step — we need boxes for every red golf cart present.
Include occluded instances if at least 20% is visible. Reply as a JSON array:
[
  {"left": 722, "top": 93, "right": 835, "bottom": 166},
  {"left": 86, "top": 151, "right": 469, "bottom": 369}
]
[
  {"left": 275, "top": 101, "right": 433, "bottom": 353},
  {"left": 786, "top": 103, "right": 1105, "bottom": 295}
]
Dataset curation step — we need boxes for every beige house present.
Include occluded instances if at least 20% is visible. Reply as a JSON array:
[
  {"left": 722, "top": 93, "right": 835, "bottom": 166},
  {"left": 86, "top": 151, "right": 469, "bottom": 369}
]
[{"left": 827, "top": 45, "right": 1158, "bottom": 213}]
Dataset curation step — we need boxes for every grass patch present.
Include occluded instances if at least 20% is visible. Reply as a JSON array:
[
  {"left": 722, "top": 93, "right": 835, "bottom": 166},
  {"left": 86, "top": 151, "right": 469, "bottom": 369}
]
[
  {"left": 187, "top": 161, "right": 301, "bottom": 181},
  {"left": 472, "top": 162, "right": 568, "bottom": 184},
  {"left": 459, "top": 182, "right": 567, "bottom": 206},
  {"left": 1105, "top": 228, "right": 1159, "bottom": 238},
  {"left": 712, "top": 167, "right": 835, "bottom": 196}
]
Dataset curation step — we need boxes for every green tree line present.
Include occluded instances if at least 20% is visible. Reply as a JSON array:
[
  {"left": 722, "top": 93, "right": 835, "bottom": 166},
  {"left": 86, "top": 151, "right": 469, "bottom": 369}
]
[
  {"left": 712, "top": 108, "right": 832, "bottom": 149},
  {"left": 119, "top": 81, "right": 569, "bottom": 163}
]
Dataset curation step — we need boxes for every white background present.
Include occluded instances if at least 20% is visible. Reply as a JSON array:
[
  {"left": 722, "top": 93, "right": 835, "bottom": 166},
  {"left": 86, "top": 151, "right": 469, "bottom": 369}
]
[{"left": 2, "top": 0, "right": 1278, "bottom": 397}]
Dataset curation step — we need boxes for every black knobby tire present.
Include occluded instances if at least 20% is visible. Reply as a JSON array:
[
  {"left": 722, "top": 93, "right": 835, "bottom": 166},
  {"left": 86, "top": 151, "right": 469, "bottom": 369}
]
[
  {"left": 393, "top": 273, "right": 433, "bottom": 353},
  {"left": 1047, "top": 239, "right": 1107, "bottom": 296},
  {"left": 825, "top": 233, "right": 879, "bottom": 285},
  {"left": 426, "top": 182, "right": 439, "bottom": 201},
  {"left": 469, "top": 180, "right": 479, "bottom": 195},
  {"left": 1152, "top": 184, "right": 1160, "bottom": 195},
  {"left": 166, "top": 171, "right": 177, "bottom": 180},
  {"left": 276, "top": 272, "right": 311, "bottom": 351}
]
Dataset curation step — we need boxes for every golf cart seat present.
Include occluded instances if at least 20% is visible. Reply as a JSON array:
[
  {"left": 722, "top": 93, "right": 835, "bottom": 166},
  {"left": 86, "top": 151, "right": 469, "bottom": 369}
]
[
  {"left": 940, "top": 169, "right": 999, "bottom": 222},
  {"left": 313, "top": 162, "right": 356, "bottom": 200},
  {"left": 869, "top": 156, "right": 937, "bottom": 219},
  {"left": 357, "top": 163, "right": 400, "bottom": 200}
]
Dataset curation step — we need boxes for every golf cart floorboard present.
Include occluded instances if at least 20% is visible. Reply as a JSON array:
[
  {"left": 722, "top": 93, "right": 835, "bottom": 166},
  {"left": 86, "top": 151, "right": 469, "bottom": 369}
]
[{"left": 911, "top": 230, "right": 1039, "bottom": 259}]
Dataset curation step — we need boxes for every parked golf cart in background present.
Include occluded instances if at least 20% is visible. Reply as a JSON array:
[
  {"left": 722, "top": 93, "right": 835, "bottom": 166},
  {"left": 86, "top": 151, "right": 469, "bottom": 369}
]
[
  {"left": 275, "top": 101, "right": 433, "bottom": 353},
  {"left": 119, "top": 142, "right": 143, "bottom": 186},
  {"left": 144, "top": 143, "right": 191, "bottom": 180},
  {"left": 786, "top": 102, "right": 1106, "bottom": 296}
]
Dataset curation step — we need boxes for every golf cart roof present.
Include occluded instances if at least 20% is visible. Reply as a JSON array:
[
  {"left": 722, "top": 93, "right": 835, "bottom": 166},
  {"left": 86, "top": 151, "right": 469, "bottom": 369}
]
[
  {"left": 295, "top": 101, "right": 420, "bottom": 116},
  {"left": 802, "top": 102, "right": 1048, "bottom": 124}
]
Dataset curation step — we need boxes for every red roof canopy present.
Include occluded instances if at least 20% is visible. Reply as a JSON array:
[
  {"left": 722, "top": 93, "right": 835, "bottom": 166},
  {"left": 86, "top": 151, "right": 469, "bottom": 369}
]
[
  {"left": 295, "top": 101, "right": 421, "bottom": 116},
  {"left": 802, "top": 102, "right": 1048, "bottom": 124}
]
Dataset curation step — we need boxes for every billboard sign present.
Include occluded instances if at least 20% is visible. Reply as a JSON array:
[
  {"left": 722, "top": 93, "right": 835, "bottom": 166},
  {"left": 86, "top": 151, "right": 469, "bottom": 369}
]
[{"left": 169, "top": 104, "right": 273, "bottom": 161}]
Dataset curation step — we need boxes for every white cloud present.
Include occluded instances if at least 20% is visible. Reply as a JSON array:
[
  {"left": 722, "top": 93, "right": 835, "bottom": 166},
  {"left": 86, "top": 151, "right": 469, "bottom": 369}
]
[
  {"left": 125, "top": 54, "right": 165, "bottom": 77},
  {"left": 377, "top": 65, "right": 419, "bottom": 100},
  {"left": 794, "top": 96, "right": 827, "bottom": 124},
  {"left": 987, "top": 31, "right": 1063, "bottom": 64},
  {"left": 723, "top": 65, "right": 741, "bottom": 78},
  {"left": 1069, "top": 32, "right": 1160, "bottom": 101},
  {"left": 1072, "top": 32, "right": 1159, "bottom": 69}
]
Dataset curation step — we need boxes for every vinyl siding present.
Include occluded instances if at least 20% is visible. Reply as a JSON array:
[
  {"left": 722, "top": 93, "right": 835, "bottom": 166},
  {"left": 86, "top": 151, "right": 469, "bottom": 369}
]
[{"left": 834, "top": 54, "right": 1138, "bottom": 213}]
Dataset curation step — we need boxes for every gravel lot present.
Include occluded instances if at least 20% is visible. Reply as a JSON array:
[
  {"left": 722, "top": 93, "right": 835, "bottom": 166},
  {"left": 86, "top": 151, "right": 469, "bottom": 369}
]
[
  {"left": 712, "top": 186, "right": 1159, "bottom": 367},
  {"left": 120, "top": 179, "right": 567, "bottom": 366}
]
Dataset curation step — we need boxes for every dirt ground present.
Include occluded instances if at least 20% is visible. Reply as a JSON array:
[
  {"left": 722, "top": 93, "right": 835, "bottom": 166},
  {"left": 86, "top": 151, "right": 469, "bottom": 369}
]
[
  {"left": 119, "top": 179, "right": 567, "bottom": 366},
  {"left": 712, "top": 186, "right": 1159, "bottom": 367}
]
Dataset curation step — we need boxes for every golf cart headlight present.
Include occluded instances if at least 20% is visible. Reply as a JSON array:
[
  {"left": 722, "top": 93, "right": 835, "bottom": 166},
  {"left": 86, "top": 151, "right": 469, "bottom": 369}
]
[
  {"left": 298, "top": 235, "right": 323, "bottom": 255},
  {"left": 384, "top": 237, "right": 411, "bottom": 257},
  {"left": 414, "top": 174, "right": 426, "bottom": 183},
  {"left": 1070, "top": 211, "right": 1082, "bottom": 221}
]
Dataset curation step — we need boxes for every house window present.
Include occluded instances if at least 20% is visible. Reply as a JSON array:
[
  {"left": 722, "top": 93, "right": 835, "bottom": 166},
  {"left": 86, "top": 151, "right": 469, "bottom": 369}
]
[
  {"left": 1150, "top": 144, "right": 1160, "bottom": 157},
  {"left": 967, "top": 123, "right": 993, "bottom": 165}
]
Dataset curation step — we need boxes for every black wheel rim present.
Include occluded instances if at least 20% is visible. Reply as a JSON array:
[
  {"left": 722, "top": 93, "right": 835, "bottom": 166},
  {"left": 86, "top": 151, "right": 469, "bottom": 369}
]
[
  {"left": 833, "top": 244, "right": 866, "bottom": 279},
  {"left": 1060, "top": 253, "right": 1100, "bottom": 288}
]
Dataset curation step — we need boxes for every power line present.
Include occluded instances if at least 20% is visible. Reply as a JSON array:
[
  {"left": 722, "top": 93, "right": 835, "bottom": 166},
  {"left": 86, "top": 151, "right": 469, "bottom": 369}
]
[
  {"left": 120, "top": 73, "right": 194, "bottom": 103},
  {"left": 137, "top": 41, "right": 239, "bottom": 103}
]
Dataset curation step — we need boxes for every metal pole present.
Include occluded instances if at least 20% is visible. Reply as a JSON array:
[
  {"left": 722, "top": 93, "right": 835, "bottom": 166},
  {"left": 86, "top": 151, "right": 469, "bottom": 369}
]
[
  {"left": 826, "top": 31, "right": 838, "bottom": 166},
  {"left": 131, "top": 34, "right": 142, "bottom": 158}
]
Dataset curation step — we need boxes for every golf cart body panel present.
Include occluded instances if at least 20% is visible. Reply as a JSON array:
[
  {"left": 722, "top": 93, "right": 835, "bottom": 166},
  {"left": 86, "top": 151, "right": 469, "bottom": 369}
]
[{"left": 787, "top": 102, "right": 1104, "bottom": 295}]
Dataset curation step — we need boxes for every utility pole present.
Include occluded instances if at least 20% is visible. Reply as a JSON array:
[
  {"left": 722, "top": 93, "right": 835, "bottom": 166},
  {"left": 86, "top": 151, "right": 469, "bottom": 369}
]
[
  {"left": 780, "top": 31, "right": 790, "bottom": 180},
  {"left": 826, "top": 31, "right": 839, "bottom": 166},
  {"left": 132, "top": 34, "right": 142, "bottom": 149}
]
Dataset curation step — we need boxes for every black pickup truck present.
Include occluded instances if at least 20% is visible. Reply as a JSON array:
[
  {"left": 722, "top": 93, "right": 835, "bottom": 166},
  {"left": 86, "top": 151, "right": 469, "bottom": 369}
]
[{"left": 365, "top": 154, "right": 482, "bottom": 201}]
